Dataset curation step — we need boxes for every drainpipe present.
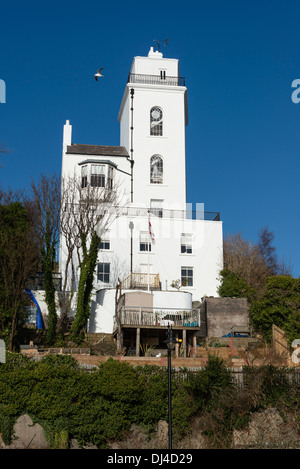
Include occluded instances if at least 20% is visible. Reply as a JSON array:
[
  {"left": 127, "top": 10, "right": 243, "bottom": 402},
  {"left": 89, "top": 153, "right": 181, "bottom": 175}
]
[{"left": 129, "top": 88, "right": 135, "bottom": 203}]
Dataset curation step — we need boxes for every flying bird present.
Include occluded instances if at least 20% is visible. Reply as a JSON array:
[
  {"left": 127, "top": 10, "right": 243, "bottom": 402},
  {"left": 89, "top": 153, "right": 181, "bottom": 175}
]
[{"left": 94, "top": 68, "right": 104, "bottom": 81}]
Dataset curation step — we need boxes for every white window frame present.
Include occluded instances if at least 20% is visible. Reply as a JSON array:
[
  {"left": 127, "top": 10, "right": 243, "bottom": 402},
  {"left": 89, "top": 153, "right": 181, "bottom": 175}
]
[
  {"left": 150, "top": 199, "right": 163, "bottom": 218},
  {"left": 181, "top": 266, "right": 193, "bottom": 287},
  {"left": 97, "top": 262, "right": 110, "bottom": 283},
  {"left": 99, "top": 238, "right": 110, "bottom": 250},
  {"left": 81, "top": 165, "right": 88, "bottom": 188},
  {"left": 181, "top": 233, "right": 193, "bottom": 254},
  {"left": 150, "top": 106, "right": 163, "bottom": 136},
  {"left": 150, "top": 155, "right": 163, "bottom": 184},
  {"left": 107, "top": 166, "right": 114, "bottom": 190},
  {"left": 91, "top": 164, "right": 105, "bottom": 187},
  {"left": 139, "top": 231, "right": 151, "bottom": 252}
]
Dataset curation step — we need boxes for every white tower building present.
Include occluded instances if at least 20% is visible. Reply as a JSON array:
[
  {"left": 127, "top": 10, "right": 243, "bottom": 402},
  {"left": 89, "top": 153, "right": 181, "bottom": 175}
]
[
  {"left": 118, "top": 46, "right": 187, "bottom": 210},
  {"left": 58, "top": 47, "right": 223, "bottom": 353}
]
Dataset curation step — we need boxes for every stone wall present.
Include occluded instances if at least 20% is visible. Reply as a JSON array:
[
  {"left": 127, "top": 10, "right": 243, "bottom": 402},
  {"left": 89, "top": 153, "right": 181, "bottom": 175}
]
[{"left": 202, "top": 297, "right": 249, "bottom": 338}]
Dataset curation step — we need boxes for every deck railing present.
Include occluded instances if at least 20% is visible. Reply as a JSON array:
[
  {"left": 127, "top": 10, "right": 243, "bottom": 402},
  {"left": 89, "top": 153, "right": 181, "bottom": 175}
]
[
  {"left": 121, "top": 273, "right": 160, "bottom": 290},
  {"left": 114, "top": 306, "right": 200, "bottom": 330}
]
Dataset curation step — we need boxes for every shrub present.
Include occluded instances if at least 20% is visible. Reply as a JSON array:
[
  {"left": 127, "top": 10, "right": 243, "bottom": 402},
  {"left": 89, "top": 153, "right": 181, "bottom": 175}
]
[{"left": 186, "top": 354, "right": 232, "bottom": 409}]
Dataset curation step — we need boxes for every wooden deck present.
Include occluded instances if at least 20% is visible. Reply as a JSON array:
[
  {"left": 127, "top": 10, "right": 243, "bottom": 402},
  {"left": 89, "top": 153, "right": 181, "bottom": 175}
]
[{"left": 114, "top": 306, "right": 201, "bottom": 358}]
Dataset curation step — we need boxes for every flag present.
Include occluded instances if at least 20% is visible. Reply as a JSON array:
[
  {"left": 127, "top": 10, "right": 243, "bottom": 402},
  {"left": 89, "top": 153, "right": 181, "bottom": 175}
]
[{"left": 149, "top": 220, "right": 155, "bottom": 243}]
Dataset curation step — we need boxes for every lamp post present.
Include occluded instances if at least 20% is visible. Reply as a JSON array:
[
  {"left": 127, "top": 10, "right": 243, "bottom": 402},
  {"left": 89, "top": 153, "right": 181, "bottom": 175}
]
[{"left": 164, "top": 324, "right": 179, "bottom": 449}]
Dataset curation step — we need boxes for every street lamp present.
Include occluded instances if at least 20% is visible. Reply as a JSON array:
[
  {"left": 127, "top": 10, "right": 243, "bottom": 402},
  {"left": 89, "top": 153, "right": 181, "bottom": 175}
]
[{"left": 164, "top": 324, "right": 179, "bottom": 449}]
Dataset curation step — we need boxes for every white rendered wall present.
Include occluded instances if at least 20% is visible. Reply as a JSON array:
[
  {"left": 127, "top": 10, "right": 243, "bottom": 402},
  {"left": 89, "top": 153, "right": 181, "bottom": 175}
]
[
  {"left": 118, "top": 50, "right": 188, "bottom": 210},
  {"left": 59, "top": 120, "right": 132, "bottom": 290},
  {"left": 130, "top": 48, "right": 179, "bottom": 77},
  {"left": 94, "top": 214, "right": 223, "bottom": 302}
]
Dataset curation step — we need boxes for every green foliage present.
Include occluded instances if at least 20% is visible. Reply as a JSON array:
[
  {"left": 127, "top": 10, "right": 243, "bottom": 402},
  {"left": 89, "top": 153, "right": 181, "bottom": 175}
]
[
  {"left": 218, "top": 269, "right": 256, "bottom": 302},
  {"left": 43, "top": 213, "right": 57, "bottom": 345},
  {"left": 249, "top": 275, "right": 300, "bottom": 343},
  {"left": 136, "top": 365, "right": 169, "bottom": 426},
  {"left": 70, "top": 232, "right": 100, "bottom": 343},
  {"left": 0, "top": 354, "right": 299, "bottom": 448},
  {"left": 186, "top": 354, "right": 232, "bottom": 409},
  {"left": 243, "top": 365, "right": 291, "bottom": 407},
  {"left": 171, "top": 386, "right": 197, "bottom": 440},
  {"left": 0, "top": 407, "right": 16, "bottom": 445},
  {"left": 0, "top": 202, "right": 39, "bottom": 350}
]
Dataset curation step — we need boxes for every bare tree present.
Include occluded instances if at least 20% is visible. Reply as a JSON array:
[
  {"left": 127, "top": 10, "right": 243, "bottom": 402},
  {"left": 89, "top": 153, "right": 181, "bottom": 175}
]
[
  {"left": 59, "top": 172, "right": 123, "bottom": 340},
  {"left": 223, "top": 232, "right": 268, "bottom": 297},
  {"left": 257, "top": 226, "right": 278, "bottom": 275},
  {"left": 31, "top": 174, "right": 61, "bottom": 344}
]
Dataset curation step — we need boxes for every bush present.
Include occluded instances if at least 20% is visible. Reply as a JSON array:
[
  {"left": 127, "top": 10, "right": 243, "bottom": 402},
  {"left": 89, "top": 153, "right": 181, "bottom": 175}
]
[
  {"left": 0, "top": 354, "right": 299, "bottom": 448},
  {"left": 186, "top": 354, "right": 232, "bottom": 409},
  {"left": 135, "top": 365, "right": 169, "bottom": 426}
]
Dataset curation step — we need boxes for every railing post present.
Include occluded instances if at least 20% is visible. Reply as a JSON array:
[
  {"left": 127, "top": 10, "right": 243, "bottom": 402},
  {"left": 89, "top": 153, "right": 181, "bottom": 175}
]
[
  {"left": 183, "top": 329, "right": 187, "bottom": 358},
  {"left": 136, "top": 328, "right": 140, "bottom": 356}
]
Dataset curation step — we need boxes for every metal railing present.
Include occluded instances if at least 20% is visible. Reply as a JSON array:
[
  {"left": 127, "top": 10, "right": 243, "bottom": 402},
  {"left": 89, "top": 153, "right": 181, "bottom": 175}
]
[
  {"left": 120, "top": 206, "right": 220, "bottom": 221},
  {"left": 128, "top": 73, "right": 186, "bottom": 87},
  {"left": 114, "top": 306, "right": 200, "bottom": 330}
]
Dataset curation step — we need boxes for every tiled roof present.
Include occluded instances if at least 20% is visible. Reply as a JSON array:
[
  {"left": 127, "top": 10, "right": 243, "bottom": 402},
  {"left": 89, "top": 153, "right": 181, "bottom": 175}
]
[{"left": 66, "top": 144, "right": 129, "bottom": 157}]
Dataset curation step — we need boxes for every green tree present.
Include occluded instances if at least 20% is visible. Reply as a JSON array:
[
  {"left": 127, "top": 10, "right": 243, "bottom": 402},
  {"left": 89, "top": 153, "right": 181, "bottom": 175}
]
[
  {"left": 249, "top": 275, "right": 300, "bottom": 344},
  {"left": 70, "top": 231, "right": 101, "bottom": 342},
  {"left": 0, "top": 201, "right": 40, "bottom": 350},
  {"left": 218, "top": 269, "right": 256, "bottom": 302}
]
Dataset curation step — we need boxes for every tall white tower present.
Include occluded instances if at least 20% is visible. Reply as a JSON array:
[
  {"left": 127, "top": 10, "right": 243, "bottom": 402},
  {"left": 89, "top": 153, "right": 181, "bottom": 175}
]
[{"left": 118, "top": 47, "right": 188, "bottom": 211}]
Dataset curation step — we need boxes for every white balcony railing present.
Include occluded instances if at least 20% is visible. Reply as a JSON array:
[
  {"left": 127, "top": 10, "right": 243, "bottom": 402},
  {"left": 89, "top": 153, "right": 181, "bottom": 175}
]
[{"left": 114, "top": 306, "right": 200, "bottom": 331}]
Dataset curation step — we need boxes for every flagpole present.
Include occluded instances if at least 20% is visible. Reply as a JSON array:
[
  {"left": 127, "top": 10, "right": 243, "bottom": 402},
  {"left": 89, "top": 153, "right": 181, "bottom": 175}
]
[{"left": 148, "top": 210, "right": 150, "bottom": 291}]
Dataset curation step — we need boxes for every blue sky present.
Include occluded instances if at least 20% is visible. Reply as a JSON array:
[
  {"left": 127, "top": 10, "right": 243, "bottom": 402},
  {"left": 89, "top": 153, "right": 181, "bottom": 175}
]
[{"left": 1, "top": 0, "right": 300, "bottom": 277}]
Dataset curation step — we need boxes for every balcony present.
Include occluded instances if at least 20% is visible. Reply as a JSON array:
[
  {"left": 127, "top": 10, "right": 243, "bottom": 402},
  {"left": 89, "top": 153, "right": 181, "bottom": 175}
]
[
  {"left": 128, "top": 73, "right": 186, "bottom": 87},
  {"left": 121, "top": 272, "right": 160, "bottom": 290},
  {"left": 114, "top": 306, "right": 200, "bottom": 331},
  {"left": 120, "top": 206, "right": 220, "bottom": 221}
]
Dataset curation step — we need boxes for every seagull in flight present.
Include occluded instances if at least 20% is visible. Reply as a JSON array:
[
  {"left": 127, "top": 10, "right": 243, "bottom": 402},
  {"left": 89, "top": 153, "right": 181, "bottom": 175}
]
[{"left": 94, "top": 68, "right": 104, "bottom": 81}]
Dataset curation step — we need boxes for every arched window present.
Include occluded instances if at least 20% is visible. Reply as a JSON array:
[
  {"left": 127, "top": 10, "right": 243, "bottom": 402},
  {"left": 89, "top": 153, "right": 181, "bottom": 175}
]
[
  {"left": 150, "top": 155, "right": 163, "bottom": 184},
  {"left": 150, "top": 106, "right": 163, "bottom": 136}
]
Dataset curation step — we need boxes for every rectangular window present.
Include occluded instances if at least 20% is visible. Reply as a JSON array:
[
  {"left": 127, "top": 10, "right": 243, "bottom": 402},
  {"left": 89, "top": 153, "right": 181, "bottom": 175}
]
[
  {"left": 91, "top": 164, "right": 105, "bottom": 187},
  {"left": 81, "top": 165, "right": 88, "bottom": 188},
  {"left": 99, "top": 239, "right": 110, "bottom": 250},
  {"left": 150, "top": 199, "right": 163, "bottom": 218},
  {"left": 181, "top": 266, "right": 193, "bottom": 287},
  {"left": 107, "top": 166, "right": 114, "bottom": 189},
  {"left": 97, "top": 263, "right": 110, "bottom": 283},
  {"left": 139, "top": 231, "right": 151, "bottom": 252},
  {"left": 181, "top": 234, "right": 192, "bottom": 254},
  {"left": 160, "top": 70, "right": 166, "bottom": 80}
]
